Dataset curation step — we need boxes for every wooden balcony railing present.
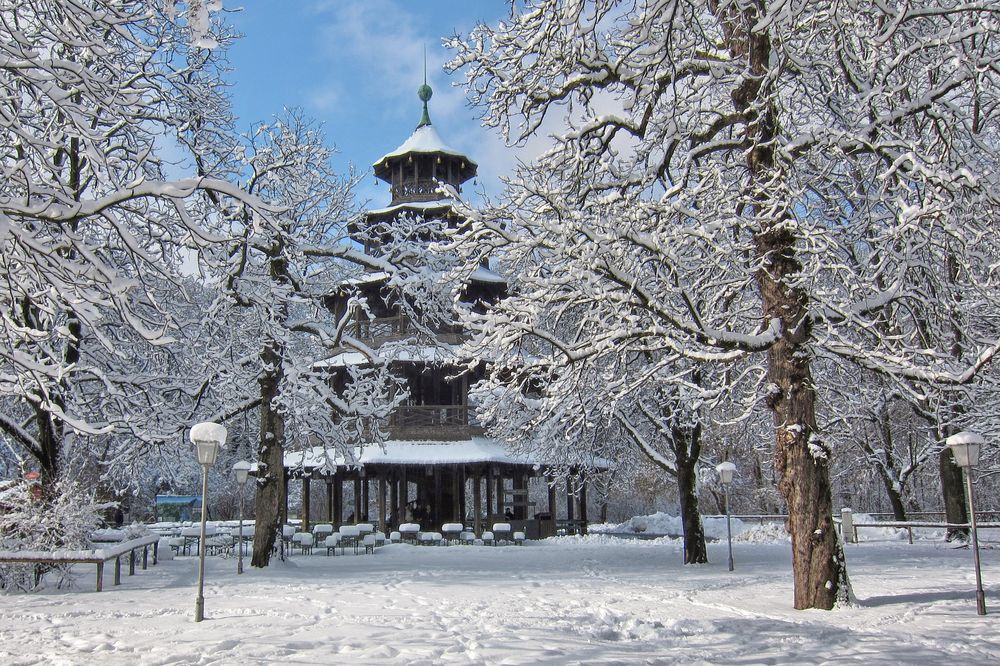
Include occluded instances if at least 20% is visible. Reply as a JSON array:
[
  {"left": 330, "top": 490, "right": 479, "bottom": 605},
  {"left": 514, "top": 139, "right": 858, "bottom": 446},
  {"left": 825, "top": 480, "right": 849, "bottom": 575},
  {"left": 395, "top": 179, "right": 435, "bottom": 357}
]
[
  {"left": 354, "top": 315, "right": 412, "bottom": 344},
  {"left": 390, "top": 405, "right": 477, "bottom": 429},
  {"left": 353, "top": 315, "right": 465, "bottom": 346}
]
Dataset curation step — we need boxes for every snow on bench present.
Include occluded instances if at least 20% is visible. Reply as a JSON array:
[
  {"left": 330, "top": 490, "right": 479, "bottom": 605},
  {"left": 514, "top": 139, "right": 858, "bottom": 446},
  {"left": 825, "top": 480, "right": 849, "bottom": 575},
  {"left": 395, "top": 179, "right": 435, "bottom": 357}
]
[{"left": 0, "top": 535, "right": 160, "bottom": 591}]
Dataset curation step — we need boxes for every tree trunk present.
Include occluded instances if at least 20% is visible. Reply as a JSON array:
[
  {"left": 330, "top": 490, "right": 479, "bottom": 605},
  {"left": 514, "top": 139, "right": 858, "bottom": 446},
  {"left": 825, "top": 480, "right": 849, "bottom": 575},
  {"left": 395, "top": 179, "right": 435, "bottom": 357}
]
[
  {"left": 882, "top": 476, "right": 907, "bottom": 522},
  {"left": 251, "top": 338, "right": 286, "bottom": 568},
  {"left": 939, "top": 447, "right": 969, "bottom": 541},
  {"left": 713, "top": 0, "right": 847, "bottom": 609},
  {"left": 673, "top": 424, "right": 707, "bottom": 564}
]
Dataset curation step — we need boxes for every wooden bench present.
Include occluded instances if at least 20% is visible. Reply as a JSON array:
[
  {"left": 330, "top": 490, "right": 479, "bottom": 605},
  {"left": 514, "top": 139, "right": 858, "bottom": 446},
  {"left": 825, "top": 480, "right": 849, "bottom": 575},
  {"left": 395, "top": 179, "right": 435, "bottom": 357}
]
[{"left": 0, "top": 535, "right": 160, "bottom": 592}]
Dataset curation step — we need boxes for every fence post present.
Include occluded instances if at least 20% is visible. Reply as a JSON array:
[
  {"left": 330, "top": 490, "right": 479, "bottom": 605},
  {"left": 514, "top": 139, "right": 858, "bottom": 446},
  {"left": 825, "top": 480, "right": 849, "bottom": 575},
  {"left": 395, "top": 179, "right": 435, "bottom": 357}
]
[
  {"left": 841, "top": 508, "right": 856, "bottom": 544},
  {"left": 129, "top": 549, "right": 135, "bottom": 576},
  {"left": 96, "top": 561, "right": 104, "bottom": 592},
  {"left": 114, "top": 556, "right": 121, "bottom": 586}
]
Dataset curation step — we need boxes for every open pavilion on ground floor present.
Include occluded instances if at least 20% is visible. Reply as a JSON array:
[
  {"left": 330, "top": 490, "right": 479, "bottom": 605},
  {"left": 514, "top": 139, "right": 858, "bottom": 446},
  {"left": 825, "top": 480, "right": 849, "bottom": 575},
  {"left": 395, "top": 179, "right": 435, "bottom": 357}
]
[{"left": 280, "top": 438, "right": 603, "bottom": 539}]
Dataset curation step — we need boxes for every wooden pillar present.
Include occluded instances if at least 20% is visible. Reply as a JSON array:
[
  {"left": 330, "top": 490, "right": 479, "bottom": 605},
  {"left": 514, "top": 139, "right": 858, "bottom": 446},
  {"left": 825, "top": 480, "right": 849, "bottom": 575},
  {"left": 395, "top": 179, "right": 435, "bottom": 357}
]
[
  {"left": 547, "top": 475, "right": 557, "bottom": 518},
  {"left": 485, "top": 467, "right": 494, "bottom": 521},
  {"left": 282, "top": 469, "right": 290, "bottom": 527},
  {"left": 579, "top": 475, "right": 588, "bottom": 535},
  {"left": 389, "top": 472, "right": 398, "bottom": 527},
  {"left": 433, "top": 466, "right": 442, "bottom": 528},
  {"left": 473, "top": 472, "right": 482, "bottom": 536},
  {"left": 353, "top": 477, "right": 362, "bottom": 523},
  {"left": 362, "top": 477, "right": 370, "bottom": 522},
  {"left": 302, "top": 476, "right": 311, "bottom": 532},
  {"left": 400, "top": 468, "right": 408, "bottom": 521},
  {"left": 495, "top": 474, "right": 504, "bottom": 519},
  {"left": 513, "top": 474, "right": 526, "bottom": 520},
  {"left": 326, "top": 479, "right": 334, "bottom": 523},
  {"left": 566, "top": 476, "right": 575, "bottom": 522},
  {"left": 378, "top": 475, "right": 387, "bottom": 533},
  {"left": 333, "top": 471, "right": 343, "bottom": 527},
  {"left": 452, "top": 466, "right": 462, "bottom": 523}
]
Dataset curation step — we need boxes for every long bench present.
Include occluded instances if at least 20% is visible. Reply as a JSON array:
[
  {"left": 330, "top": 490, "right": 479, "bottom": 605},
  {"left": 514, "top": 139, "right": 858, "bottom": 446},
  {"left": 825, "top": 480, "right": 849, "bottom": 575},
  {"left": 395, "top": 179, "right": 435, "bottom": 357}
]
[{"left": 0, "top": 535, "right": 160, "bottom": 591}]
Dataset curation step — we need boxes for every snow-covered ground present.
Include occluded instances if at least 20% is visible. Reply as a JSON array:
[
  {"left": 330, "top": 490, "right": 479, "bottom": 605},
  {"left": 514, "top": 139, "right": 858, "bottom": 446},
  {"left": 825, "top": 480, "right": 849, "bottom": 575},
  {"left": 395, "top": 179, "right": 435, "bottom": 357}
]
[{"left": 0, "top": 529, "right": 997, "bottom": 665}]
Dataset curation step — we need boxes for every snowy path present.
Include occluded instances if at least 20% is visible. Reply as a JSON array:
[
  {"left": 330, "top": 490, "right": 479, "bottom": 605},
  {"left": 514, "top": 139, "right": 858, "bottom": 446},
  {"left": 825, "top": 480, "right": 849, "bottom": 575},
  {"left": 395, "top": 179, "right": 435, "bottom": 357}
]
[{"left": 0, "top": 536, "right": 996, "bottom": 664}]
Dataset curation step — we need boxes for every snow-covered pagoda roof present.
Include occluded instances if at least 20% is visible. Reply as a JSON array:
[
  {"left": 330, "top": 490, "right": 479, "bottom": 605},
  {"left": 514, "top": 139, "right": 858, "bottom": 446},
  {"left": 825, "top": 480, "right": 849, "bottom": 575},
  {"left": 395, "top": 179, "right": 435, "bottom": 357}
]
[
  {"left": 365, "top": 198, "right": 457, "bottom": 218},
  {"left": 315, "top": 343, "right": 464, "bottom": 368},
  {"left": 284, "top": 438, "right": 536, "bottom": 470},
  {"left": 373, "top": 124, "right": 477, "bottom": 172}
]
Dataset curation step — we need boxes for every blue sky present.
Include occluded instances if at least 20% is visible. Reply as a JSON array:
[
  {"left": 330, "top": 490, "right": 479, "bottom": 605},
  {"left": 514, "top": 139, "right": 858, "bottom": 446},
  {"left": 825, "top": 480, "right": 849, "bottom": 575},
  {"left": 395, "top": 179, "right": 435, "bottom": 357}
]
[{"left": 223, "top": 1, "right": 514, "bottom": 206}]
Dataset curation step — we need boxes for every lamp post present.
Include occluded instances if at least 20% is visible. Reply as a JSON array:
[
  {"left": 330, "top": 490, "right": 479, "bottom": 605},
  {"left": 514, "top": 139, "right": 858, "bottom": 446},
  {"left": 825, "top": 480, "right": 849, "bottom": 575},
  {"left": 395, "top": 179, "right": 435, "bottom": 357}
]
[
  {"left": 233, "top": 461, "right": 251, "bottom": 575},
  {"left": 190, "top": 422, "right": 227, "bottom": 622},
  {"left": 716, "top": 461, "right": 736, "bottom": 572},
  {"left": 946, "top": 431, "right": 987, "bottom": 616}
]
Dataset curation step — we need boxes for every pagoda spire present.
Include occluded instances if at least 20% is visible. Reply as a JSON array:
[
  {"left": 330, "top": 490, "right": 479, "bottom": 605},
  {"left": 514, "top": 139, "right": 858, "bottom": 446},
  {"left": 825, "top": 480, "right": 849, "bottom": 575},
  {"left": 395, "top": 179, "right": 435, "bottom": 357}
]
[{"left": 417, "top": 48, "right": 432, "bottom": 128}]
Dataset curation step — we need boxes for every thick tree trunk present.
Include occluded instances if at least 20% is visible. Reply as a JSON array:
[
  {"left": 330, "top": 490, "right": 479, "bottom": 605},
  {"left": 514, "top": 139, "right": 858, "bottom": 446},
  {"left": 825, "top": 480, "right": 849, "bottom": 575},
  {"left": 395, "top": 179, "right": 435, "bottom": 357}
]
[
  {"left": 673, "top": 424, "right": 707, "bottom": 564},
  {"left": 883, "top": 478, "right": 907, "bottom": 522},
  {"left": 714, "top": 0, "right": 847, "bottom": 609},
  {"left": 251, "top": 339, "right": 286, "bottom": 568},
  {"left": 939, "top": 448, "right": 969, "bottom": 541}
]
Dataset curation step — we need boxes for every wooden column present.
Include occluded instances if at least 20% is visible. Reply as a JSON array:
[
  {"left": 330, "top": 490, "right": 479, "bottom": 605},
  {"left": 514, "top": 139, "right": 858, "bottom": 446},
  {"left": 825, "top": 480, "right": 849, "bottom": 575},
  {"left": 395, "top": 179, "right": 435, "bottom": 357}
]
[
  {"left": 452, "top": 466, "right": 462, "bottom": 523},
  {"left": 433, "top": 467, "right": 442, "bottom": 528},
  {"left": 396, "top": 467, "right": 402, "bottom": 525},
  {"left": 495, "top": 475, "right": 504, "bottom": 519},
  {"left": 333, "top": 471, "right": 343, "bottom": 527},
  {"left": 353, "top": 477, "right": 362, "bottom": 523},
  {"left": 301, "top": 476, "right": 311, "bottom": 532},
  {"left": 513, "top": 474, "right": 526, "bottom": 520},
  {"left": 547, "top": 475, "right": 557, "bottom": 518},
  {"left": 473, "top": 472, "right": 482, "bottom": 536},
  {"left": 389, "top": 473, "right": 398, "bottom": 527},
  {"left": 378, "top": 475, "right": 387, "bottom": 533},
  {"left": 579, "top": 475, "right": 588, "bottom": 535},
  {"left": 485, "top": 467, "right": 494, "bottom": 521},
  {"left": 326, "top": 479, "right": 334, "bottom": 523},
  {"left": 281, "top": 469, "right": 290, "bottom": 527},
  {"left": 566, "top": 476, "right": 575, "bottom": 522},
  {"left": 362, "top": 477, "right": 370, "bottom": 522}
]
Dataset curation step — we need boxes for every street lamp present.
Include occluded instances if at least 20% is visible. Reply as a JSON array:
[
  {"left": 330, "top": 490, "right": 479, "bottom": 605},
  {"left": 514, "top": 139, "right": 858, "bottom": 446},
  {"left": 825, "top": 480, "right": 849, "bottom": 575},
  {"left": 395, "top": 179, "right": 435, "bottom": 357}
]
[
  {"left": 190, "top": 422, "right": 227, "bottom": 622},
  {"left": 946, "top": 431, "right": 987, "bottom": 616},
  {"left": 716, "top": 461, "right": 736, "bottom": 572},
  {"left": 233, "top": 460, "right": 251, "bottom": 575}
]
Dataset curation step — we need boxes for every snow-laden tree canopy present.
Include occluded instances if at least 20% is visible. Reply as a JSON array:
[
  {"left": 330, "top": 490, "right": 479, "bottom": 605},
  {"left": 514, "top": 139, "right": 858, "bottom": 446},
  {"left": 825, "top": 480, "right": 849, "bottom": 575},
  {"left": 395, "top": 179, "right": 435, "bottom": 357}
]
[{"left": 446, "top": 0, "right": 999, "bottom": 609}]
